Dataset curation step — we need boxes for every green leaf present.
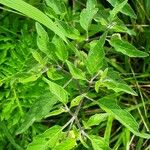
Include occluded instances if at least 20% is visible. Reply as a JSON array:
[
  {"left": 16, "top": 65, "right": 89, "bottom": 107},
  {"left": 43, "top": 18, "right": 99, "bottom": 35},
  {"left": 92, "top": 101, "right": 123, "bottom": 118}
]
[
  {"left": 52, "top": 35, "right": 68, "bottom": 62},
  {"left": 36, "top": 22, "right": 55, "bottom": 60},
  {"left": 89, "top": 135, "right": 111, "bottom": 150},
  {"left": 53, "top": 138, "right": 76, "bottom": 150},
  {"left": 86, "top": 32, "right": 107, "bottom": 74},
  {"left": 109, "top": 34, "right": 149, "bottom": 57},
  {"left": 110, "top": 17, "right": 136, "bottom": 35},
  {"left": 86, "top": 0, "right": 97, "bottom": 10},
  {"left": 78, "top": 133, "right": 89, "bottom": 148},
  {"left": 98, "top": 96, "right": 150, "bottom": 139},
  {"left": 27, "top": 125, "right": 62, "bottom": 150},
  {"left": 45, "top": 0, "right": 66, "bottom": 15},
  {"left": 18, "top": 74, "right": 40, "bottom": 84},
  {"left": 108, "top": 0, "right": 128, "bottom": 21},
  {"left": 107, "top": 0, "right": 137, "bottom": 19},
  {"left": 66, "top": 60, "right": 86, "bottom": 80},
  {"left": 106, "top": 82, "right": 137, "bottom": 96},
  {"left": 31, "top": 50, "right": 43, "bottom": 64},
  {"left": 86, "top": 113, "right": 108, "bottom": 127},
  {"left": 95, "top": 68, "right": 137, "bottom": 95},
  {"left": 16, "top": 92, "right": 58, "bottom": 134},
  {"left": 70, "top": 94, "right": 86, "bottom": 108},
  {"left": 0, "top": 0, "right": 67, "bottom": 42},
  {"left": 80, "top": 7, "right": 98, "bottom": 31},
  {"left": 47, "top": 68, "right": 64, "bottom": 81},
  {"left": 43, "top": 77, "right": 68, "bottom": 104},
  {"left": 45, "top": 108, "right": 66, "bottom": 118},
  {"left": 36, "top": 22, "right": 49, "bottom": 52},
  {"left": 56, "top": 20, "right": 81, "bottom": 40}
]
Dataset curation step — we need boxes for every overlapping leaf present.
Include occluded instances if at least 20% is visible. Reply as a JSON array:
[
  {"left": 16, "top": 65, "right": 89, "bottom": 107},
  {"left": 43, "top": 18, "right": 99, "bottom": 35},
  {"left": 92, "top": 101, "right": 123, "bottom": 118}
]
[
  {"left": 16, "top": 92, "right": 58, "bottom": 134},
  {"left": 80, "top": 0, "right": 98, "bottom": 31},
  {"left": 107, "top": 0, "right": 137, "bottom": 19},
  {"left": 98, "top": 95, "right": 150, "bottom": 139},
  {"left": 0, "top": 0, "right": 67, "bottom": 42},
  {"left": 66, "top": 60, "right": 86, "bottom": 80},
  {"left": 27, "top": 125, "right": 62, "bottom": 150}
]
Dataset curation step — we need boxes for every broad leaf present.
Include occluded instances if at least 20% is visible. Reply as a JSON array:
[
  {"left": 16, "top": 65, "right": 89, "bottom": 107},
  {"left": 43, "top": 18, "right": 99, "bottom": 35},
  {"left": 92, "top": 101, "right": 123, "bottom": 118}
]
[
  {"left": 89, "top": 135, "right": 111, "bottom": 150},
  {"left": 0, "top": 0, "right": 67, "bottom": 42},
  {"left": 109, "top": 34, "right": 149, "bottom": 57},
  {"left": 36, "top": 22, "right": 55, "bottom": 60},
  {"left": 45, "top": 0, "right": 66, "bottom": 15},
  {"left": 43, "top": 77, "right": 68, "bottom": 104},
  {"left": 86, "top": 113, "right": 108, "bottom": 127},
  {"left": 80, "top": 7, "right": 98, "bottom": 31},
  {"left": 98, "top": 96, "right": 150, "bottom": 139},
  {"left": 27, "top": 125, "right": 62, "bottom": 150},
  {"left": 86, "top": 32, "right": 107, "bottom": 74},
  {"left": 70, "top": 94, "right": 86, "bottom": 108},
  {"left": 107, "top": 0, "right": 137, "bottom": 19},
  {"left": 16, "top": 92, "right": 58, "bottom": 134},
  {"left": 87, "top": 0, "right": 97, "bottom": 10},
  {"left": 52, "top": 35, "right": 68, "bottom": 62},
  {"left": 36, "top": 22, "right": 49, "bottom": 52},
  {"left": 66, "top": 60, "right": 86, "bottom": 80},
  {"left": 18, "top": 74, "right": 40, "bottom": 84},
  {"left": 95, "top": 68, "right": 137, "bottom": 95},
  {"left": 53, "top": 138, "right": 76, "bottom": 150},
  {"left": 108, "top": 0, "right": 128, "bottom": 21},
  {"left": 55, "top": 20, "right": 81, "bottom": 40},
  {"left": 31, "top": 50, "right": 43, "bottom": 65},
  {"left": 105, "top": 81, "right": 137, "bottom": 96},
  {"left": 47, "top": 68, "right": 64, "bottom": 81}
]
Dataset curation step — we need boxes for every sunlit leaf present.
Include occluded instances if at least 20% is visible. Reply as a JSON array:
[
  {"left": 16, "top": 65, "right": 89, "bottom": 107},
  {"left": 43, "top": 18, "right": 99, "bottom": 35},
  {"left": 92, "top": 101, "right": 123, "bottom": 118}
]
[
  {"left": 89, "top": 135, "right": 111, "bottom": 150},
  {"left": 56, "top": 20, "right": 81, "bottom": 40},
  {"left": 86, "top": 113, "right": 108, "bottom": 127},
  {"left": 52, "top": 35, "right": 68, "bottom": 62},
  {"left": 45, "top": 0, "right": 66, "bottom": 15},
  {"left": 47, "top": 68, "right": 64, "bottom": 81},
  {"left": 95, "top": 68, "right": 137, "bottom": 95},
  {"left": 36, "top": 22, "right": 55, "bottom": 60},
  {"left": 43, "top": 77, "right": 68, "bottom": 104},
  {"left": 70, "top": 94, "right": 86, "bottom": 108},
  {"left": 107, "top": 0, "right": 137, "bottom": 19},
  {"left": 86, "top": 32, "right": 107, "bottom": 74},
  {"left": 53, "top": 138, "right": 76, "bottom": 150},
  {"left": 27, "top": 125, "right": 62, "bottom": 150},
  {"left": 19, "top": 74, "right": 40, "bottom": 84},
  {"left": 66, "top": 60, "right": 86, "bottom": 80},
  {"left": 110, "top": 34, "right": 149, "bottom": 57},
  {"left": 108, "top": 0, "right": 128, "bottom": 21},
  {"left": 80, "top": 7, "right": 98, "bottom": 31}
]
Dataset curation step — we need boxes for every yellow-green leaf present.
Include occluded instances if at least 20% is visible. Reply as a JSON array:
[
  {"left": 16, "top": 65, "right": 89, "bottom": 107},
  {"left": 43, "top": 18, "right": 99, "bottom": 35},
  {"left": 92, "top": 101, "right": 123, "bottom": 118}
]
[
  {"left": 66, "top": 60, "right": 86, "bottom": 80},
  {"left": 43, "top": 77, "right": 68, "bottom": 104}
]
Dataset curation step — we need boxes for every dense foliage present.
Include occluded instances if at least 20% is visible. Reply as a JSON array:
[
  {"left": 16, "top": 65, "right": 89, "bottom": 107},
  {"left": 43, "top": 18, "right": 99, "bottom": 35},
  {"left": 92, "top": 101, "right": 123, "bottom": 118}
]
[{"left": 0, "top": 0, "right": 150, "bottom": 149}]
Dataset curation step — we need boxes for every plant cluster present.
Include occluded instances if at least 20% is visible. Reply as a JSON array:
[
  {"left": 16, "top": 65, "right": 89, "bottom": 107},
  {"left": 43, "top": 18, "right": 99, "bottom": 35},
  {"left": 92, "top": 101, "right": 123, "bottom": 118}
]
[{"left": 0, "top": 0, "right": 150, "bottom": 149}]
